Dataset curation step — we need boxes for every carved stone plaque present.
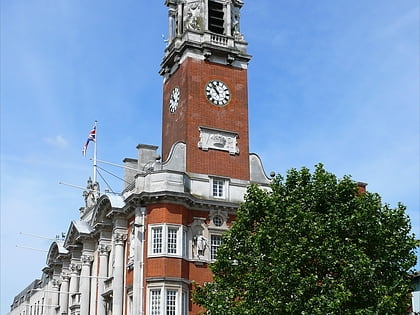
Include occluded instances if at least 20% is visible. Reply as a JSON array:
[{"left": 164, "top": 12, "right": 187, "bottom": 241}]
[{"left": 198, "top": 126, "right": 239, "bottom": 155}]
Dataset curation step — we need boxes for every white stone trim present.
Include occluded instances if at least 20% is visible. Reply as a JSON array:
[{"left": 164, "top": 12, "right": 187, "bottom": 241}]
[
  {"left": 146, "top": 282, "right": 189, "bottom": 315},
  {"left": 198, "top": 126, "right": 239, "bottom": 155},
  {"left": 148, "top": 224, "right": 186, "bottom": 258}
]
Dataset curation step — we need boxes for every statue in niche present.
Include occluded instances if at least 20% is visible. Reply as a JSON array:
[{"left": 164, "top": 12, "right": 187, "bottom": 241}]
[
  {"left": 231, "top": 7, "right": 244, "bottom": 40},
  {"left": 184, "top": 0, "right": 202, "bottom": 31},
  {"left": 128, "top": 226, "right": 135, "bottom": 265},
  {"left": 83, "top": 177, "right": 100, "bottom": 209},
  {"left": 194, "top": 233, "right": 208, "bottom": 257}
]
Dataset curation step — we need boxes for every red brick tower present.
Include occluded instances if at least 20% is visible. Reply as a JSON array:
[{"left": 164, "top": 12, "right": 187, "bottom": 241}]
[
  {"left": 7, "top": 3, "right": 271, "bottom": 315},
  {"left": 123, "top": 2, "right": 265, "bottom": 314},
  {"left": 161, "top": 0, "right": 252, "bottom": 180}
]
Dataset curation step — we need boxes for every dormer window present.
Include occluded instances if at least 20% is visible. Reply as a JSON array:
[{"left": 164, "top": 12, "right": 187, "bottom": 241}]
[{"left": 208, "top": 1, "right": 224, "bottom": 34}]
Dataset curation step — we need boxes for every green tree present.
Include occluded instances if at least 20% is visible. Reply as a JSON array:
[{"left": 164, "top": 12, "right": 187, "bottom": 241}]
[{"left": 193, "top": 164, "right": 417, "bottom": 314}]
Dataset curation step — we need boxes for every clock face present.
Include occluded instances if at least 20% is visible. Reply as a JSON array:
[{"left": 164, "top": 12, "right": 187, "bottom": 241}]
[
  {"left": 205, "top": 80, "right": 231, "bottom": 106},
  {"left": 169, "top": 87, "right": 180, "bottom": 113}
]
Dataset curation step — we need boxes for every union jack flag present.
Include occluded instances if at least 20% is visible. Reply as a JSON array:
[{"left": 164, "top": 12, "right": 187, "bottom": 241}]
[{"left": 82, "top": 124, "right": 96, "bottom": 156}]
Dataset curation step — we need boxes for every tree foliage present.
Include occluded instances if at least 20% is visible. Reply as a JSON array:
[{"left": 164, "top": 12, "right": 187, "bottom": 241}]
[{"left": 193, "top": 164, "right": 417, "bottom": 314}]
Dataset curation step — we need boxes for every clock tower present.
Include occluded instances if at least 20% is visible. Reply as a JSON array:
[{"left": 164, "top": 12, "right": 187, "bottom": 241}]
[
  {"left": 161, "top": 0, "right": 252, "bottom": 180},
  {"left": 7, "top": 2, "right": 272, "bottom": 315}
]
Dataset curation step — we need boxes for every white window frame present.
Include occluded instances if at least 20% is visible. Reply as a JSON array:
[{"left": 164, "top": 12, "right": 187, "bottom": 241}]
[
  {"left": 210, "top": 177, "right": 229, "bottom": 199},
  {"left": 151, "top": 226, "right": 163, "bottom": 254},
  {"left": 147, "top": 284, "right": 189, "bottom": 315},
  {"left": 148, "top": 224, "right": 186, "bottom": 258},
  {"left": 210, "top": 233, "right": 223, "bottom": 261},
  {"left": 149, "top": 288, "right": 162, "bottom": 315}
]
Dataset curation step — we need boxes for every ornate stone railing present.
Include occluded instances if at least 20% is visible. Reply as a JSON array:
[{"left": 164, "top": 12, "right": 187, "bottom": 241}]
[{"left": 210, "top": 33, "right": 228, "bottom": 46}]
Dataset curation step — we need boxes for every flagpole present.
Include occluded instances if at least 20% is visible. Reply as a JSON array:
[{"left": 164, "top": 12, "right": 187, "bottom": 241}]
[{"left": 93, "top": 120, "right": 98, "bottom": 183}]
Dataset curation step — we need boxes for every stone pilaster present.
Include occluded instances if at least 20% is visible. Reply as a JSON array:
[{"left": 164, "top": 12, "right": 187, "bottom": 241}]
[
  {"left": 49, "top": 279, "right": 60, "bottom": 315},
  {"left": 79, "top": 254, "right": 93, "bottom": 315},
  {"left": 132, "top": 207, "right": 146, "bottom": 315},
  {"left": 112, "top": 231, "right": 127, "bottom": 315},
  {"left": 68, "top": 262, "right": 81, "bottom": 309},
  {"left": 97, "top": 243, "right": 111, "bottom": 315},
  {"left": 59, "top": 273, "right": 70, "bottom": 314}
]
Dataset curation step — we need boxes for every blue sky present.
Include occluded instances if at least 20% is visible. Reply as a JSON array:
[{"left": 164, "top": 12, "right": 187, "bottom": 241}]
[{"left": 1, "top": 0, "right": 418, "bottom": 313}]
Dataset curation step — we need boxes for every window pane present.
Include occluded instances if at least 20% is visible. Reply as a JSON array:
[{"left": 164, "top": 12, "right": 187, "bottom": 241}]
[
  {"left": 213, "top": 216, "right": 223, "bottom": 227},
  {"left": 153, "top": 227, "right": 163, "bottom": 254},
  {"left": 211, "top": 235, "right": 222, "bottom": 260},
  {"left": 150, "top": 289, "right": 161, "bottom": 315},
  {"left": 167, "top": 227, "right": 178, "bottom": 254},
  {"left": 166, "top": 290, "right": 177, "bottom": 315},
  {"left": 212, "top": 179, "right": 224, "bottom": 197}
]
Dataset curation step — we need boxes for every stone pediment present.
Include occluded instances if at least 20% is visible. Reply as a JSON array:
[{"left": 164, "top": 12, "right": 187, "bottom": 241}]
[
  {"left": 46, "top": 240, "right": 69, "bottom": 265},
  {"left": 64, "top": 220, "right": 93, "bottom": 247}
]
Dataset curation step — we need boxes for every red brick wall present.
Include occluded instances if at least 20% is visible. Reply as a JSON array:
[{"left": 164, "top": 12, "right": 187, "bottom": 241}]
[
  {"left": 143, "top": 203, "right": 233, "bottom": 314},
  {"left": 162, "top": 58, "right": 250, "bottom": 180}
]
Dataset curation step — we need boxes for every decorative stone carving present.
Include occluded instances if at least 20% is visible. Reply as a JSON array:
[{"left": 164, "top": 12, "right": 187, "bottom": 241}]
[
  {"left": 190, "top": 217, "right": 207, "bottom": 259},
  {"left": 198, "top": 126, "right": 239, "bottom": 155},
  {"left": 231, "top": 6, "right": 244, "bottom": 41},
  {"left": 194, "top": 234, "right": 208, "bottom": 256},
  {"left": 51, "top": 279, "right": 60, "bottom": 288},
  {"left": 232, "top": 0, "right": 244, "bottom": 6},
  {"left": 70, "top": 263, "right": 82, "bottom": 273},
  {"left": 209, "top": 209, "right": 228, "bottom": 228},
  {"left": 61, "top": 273, "right": 71, "bottom": 282},
  {"left": 114, "top": 232, "right": 127, "bottom": 245},
  {"left": 83, "top": 177, "right": 100, "bottom": 209},
  {"left": 98, "top": 244, "right": 111, "bottom": 256},
  {"left": 127, "top": 227, "right": 136, "bottom": 265},
  {"left": 81, "top": 254, "right": 94, "bottom": 265},
  {"left": 184, "top": 0, "right": 202, "bottom": 31}
]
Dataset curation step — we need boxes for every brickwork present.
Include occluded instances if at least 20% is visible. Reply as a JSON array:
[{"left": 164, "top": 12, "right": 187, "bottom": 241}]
[
  {"left": 162, "top": 58, "right": 250, "bottom": 180},
  {"left": 143, "top": 202, "right": 229, "bottom": 314}
]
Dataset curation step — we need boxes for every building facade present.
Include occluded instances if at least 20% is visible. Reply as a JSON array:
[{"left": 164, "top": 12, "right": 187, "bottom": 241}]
[
  {"left": 410, "top": 272, "right": 420, "bottom": 314},
  {"left": 9, "top": 1, "right": 271, "bottom": 314}
]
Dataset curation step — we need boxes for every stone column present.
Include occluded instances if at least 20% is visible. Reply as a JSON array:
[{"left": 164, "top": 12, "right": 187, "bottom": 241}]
[
  {"left": 168, "top": 9, "right": 174, "bottom": 42},
  {"left": 97, "top": 244, "right": 110, "bottom": 315},
  {"left": 177, "top": 3, "right": 183, "bottom": 36},
  {"left": 112, "top": 232, "right": 127, "bottom": 315},
  {"left": 133, "top": 207, "right": 146, "bottom": 315},
  {"left": 50, "top": 279, "right": 60, "bottom": 315},
  {"left": 59, "top": 273, "right": 70, "bottom": 314},
  {"left": 68, "top": 263, "right": 81, "bottom": 310},
  {"left": 79, "top": 254, "right": 93, "bottom": 315},
  {"left": 226, "top": 2, "right": 232, "bottom": 36}
]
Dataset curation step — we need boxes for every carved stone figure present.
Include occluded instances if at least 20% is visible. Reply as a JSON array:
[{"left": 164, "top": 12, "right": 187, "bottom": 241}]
[
  {"left": 83, "top": 177, "right": 100, "bottom": 209},
  {"left": 128, "top": 227, "right": 136, "bottom": 264},
  {"left": 195, "top": 234, "right": 207, "bottom": 256},
  {"left": 232, "top": 7, "right": 244, "bottom": 40},
  {"left": 198, "top": 126, "right": 239, "bottom": 155},
  {"left": 184, "top": 0, "right": 202, "bottom": 31}
]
